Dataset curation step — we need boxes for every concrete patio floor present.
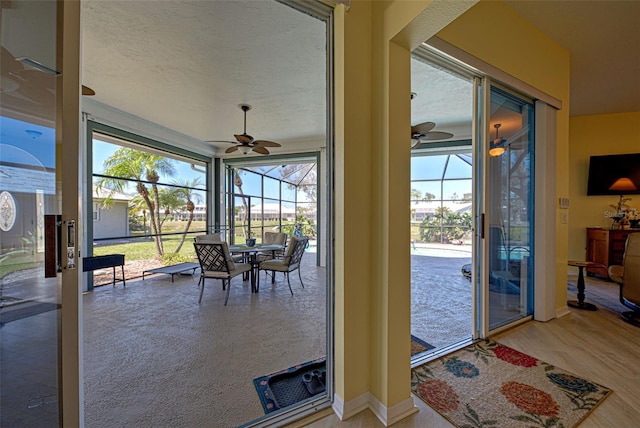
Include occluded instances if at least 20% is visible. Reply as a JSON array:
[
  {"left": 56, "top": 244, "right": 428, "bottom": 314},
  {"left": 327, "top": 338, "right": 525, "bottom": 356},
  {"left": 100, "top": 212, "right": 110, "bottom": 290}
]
[{"left": 1, "top": 243, "right": 573, "bottom": 427}]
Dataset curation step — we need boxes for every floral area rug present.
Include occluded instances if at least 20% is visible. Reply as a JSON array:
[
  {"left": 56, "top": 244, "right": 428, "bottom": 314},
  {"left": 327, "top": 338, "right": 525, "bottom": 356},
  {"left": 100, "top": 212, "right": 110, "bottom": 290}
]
[{"left": 411, "top": 339, "right": 611, "bottom": 427}]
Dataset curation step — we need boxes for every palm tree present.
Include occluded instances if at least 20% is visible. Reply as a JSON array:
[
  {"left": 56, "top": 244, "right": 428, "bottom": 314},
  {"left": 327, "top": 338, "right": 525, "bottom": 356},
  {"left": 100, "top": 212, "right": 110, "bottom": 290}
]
[
  {"left": 96, "top": 147, "right": 175, "bottom": 257},
  {"left": 158, "top": 187, "right": 184, "bottom": 228},
  {"left": 170, "top": 178, "right": 204, "bottom": 253},
  {"left": 233, "top": 170, "right": 251, "bottom": 238}
]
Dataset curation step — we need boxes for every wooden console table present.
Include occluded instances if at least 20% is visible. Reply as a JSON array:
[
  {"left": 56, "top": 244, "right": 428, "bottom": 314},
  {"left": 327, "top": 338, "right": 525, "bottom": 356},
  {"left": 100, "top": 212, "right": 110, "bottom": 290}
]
[{"left": 585, "top": 228, "right": 639, "bottom": 279}]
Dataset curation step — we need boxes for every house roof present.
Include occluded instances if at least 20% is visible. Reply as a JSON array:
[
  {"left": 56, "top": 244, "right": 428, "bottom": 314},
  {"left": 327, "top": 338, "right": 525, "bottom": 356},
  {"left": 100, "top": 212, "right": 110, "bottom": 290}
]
[
  {"left": 93, "top": 186, "right": 133, "bottom": 202},
  {"left": 412, "top": 201, "right": 472, "bottom": 215}
]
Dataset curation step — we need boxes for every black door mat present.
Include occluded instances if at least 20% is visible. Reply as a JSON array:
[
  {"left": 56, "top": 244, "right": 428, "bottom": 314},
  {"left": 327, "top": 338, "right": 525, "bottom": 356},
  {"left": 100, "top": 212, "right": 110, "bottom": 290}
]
[{"left": 253, "top": 358, "right": 326, "bottom": 413}]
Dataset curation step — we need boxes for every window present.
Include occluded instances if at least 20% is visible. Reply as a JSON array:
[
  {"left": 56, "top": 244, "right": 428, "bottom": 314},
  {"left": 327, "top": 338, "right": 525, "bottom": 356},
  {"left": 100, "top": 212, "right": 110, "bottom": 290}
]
[
  {"left": 87, "top": 122, "right": 210, "bottom": 286},
  {"left": 93, "top": 203, "right": 100, "bottom": 221}
]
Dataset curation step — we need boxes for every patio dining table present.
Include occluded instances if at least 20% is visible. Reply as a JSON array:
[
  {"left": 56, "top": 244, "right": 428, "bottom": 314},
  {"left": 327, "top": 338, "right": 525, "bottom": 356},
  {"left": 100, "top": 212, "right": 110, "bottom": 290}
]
[{"left": 228, "top": 243, "right": 284, "bottom": 293}]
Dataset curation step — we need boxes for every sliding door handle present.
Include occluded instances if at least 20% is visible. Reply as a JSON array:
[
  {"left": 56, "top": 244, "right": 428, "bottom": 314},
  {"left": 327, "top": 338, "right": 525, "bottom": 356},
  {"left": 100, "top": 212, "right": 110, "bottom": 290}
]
[{"left": 44, "top": 215, "right": 61, "bottom": 277}]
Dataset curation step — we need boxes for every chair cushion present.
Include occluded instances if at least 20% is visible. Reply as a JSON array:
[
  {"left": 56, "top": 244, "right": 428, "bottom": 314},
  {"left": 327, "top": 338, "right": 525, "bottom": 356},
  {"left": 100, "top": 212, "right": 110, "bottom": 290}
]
[
  {"left": 195, "top": 233, "right": 222, "bottom": 243},
  {"left": 608, "top": 265, "right": 624, "bottom": 283},
  {"left": 260, "top": 259, "right": 289, "bottom": 272},
  {"left": 203, "top": 262, "right": 251, "bottom": 279},
  {"left": 222, "top": 243, "right": 236, "bottom": 271},
  {"left": 282, "top": 237, "right": 297, "bottom": 264},
  {"left": 260, "top": 232, "right": 287, "bottom": 259}
]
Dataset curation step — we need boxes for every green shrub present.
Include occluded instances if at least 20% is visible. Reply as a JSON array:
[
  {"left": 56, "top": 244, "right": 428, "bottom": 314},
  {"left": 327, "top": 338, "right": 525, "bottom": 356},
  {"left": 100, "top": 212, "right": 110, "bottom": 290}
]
[{"left": 161, "top": 252, "right": 192, "bottom": 265}]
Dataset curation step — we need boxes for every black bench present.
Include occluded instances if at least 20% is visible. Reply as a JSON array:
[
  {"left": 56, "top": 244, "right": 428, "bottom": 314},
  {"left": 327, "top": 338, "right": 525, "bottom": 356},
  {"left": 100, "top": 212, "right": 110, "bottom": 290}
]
[
  {"left": 83, "top": 254, "right": 126, "bottom": 287},
  {"left": 142, "top": 262, "right": 200, "bottom": 282}
]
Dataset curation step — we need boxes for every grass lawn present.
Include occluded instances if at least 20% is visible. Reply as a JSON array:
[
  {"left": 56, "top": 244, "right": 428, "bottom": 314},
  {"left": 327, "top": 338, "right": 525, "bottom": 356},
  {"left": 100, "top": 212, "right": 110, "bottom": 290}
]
[
  {"left": 94, "top": 235, "right": 198, "bottom": 262},
  {"left": 93, "top": 220, "right": 306, "bottom": 264}
]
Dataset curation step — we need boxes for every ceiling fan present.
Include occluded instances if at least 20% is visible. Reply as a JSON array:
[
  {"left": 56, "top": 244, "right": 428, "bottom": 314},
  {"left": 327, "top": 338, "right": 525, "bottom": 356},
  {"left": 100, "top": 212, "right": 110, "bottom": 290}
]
[
  {"left": 411, "top": 121, "right": 454, "bottom": 149},
  {"left": 206, "top": 104, "right": 282, "bottom": 155},
  {"left": 409, "top": 92, "right": 453, "bottom": 149}
]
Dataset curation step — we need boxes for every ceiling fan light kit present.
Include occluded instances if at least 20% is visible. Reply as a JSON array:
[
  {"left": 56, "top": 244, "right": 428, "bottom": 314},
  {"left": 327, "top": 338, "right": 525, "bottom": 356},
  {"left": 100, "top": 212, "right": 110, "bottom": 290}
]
[
  {"left": 207, "top": 103, "right": 281, "bottom": 155},
  {"left": 489, "top": 123, "right": 506, "bottom": 157}
]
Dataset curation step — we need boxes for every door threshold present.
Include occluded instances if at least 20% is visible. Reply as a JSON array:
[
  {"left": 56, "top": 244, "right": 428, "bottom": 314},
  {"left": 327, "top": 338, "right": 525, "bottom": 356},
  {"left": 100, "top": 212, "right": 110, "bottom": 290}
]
[{"left": 411, "top": 337, "right": 475, "bottom": 368}]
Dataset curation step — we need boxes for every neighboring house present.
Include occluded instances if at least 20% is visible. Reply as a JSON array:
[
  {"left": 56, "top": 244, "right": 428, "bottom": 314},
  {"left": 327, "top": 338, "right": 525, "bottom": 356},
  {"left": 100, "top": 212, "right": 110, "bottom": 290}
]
[
  {"left": 411, "top": 201, "right": 472, "bottom": 222},
  {"left": 175, "top": 204, "right": 206, "bottom": 221},
  {"left": 246, "top": 203, "right": 297, "bottom": 221},
  {"left": 92, "top": 187, "right": 132, "bottom": 239}
]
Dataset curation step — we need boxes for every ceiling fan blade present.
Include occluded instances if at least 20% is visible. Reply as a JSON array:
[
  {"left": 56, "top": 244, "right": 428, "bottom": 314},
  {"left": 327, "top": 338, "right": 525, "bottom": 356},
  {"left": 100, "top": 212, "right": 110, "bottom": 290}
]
[
  {"left": 82, "top": 85, "right": 96, "bottom": 96},
  {"left": 411, "top": 122, "right": 436, "bottom": 136},
  {"left": 411, "top": 139, "right": 421, "bottom": 149},
  {"left": 254, "top": 140, "right": 281, "bottom": 148},
  {"left": 235, "top": 133, "right": 253, "bottom": 144},
  {"left": 422, "top": 131, "right": 454, "bottom": 141},
  {"left": 2, "top": 46, "right": 23, "bottom": 75},
  {"left": 225, "top": 146, "right": 239, "bottom": 154},
  {"left": 253, "top": 146, "right": 269, "bottom": 155}
]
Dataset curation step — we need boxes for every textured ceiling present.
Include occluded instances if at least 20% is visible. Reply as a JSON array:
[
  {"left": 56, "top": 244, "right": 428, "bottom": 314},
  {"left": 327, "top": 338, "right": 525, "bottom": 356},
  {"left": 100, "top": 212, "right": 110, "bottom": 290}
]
[
  {"left": 81, "top": 0, "right": 327, "bottom": 154},
  {"left": 504, "top": 0, "right": 640, "bottom": 117},
  {"left": 80, "top": 1, "right": 639, "bottom": 155}
]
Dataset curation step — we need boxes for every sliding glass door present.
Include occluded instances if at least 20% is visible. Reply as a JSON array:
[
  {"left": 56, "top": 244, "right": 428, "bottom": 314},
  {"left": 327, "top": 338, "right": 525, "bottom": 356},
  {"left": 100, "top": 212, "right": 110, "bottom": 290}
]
[
  {"left": 411, "top": 48, "right": 538, "bottom": 352},
  {"left": 485, "top": 85, "right": 535, "bottom": 330},
  {"left": 1, "top": 1, "right": 63, "bottom": 425}
]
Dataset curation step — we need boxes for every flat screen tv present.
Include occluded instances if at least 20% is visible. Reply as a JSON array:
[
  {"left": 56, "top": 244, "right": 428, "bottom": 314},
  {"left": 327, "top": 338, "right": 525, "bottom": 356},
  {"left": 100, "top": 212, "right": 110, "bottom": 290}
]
[{"left": 587, "top": 153, "right": 640, "bottom": 196}]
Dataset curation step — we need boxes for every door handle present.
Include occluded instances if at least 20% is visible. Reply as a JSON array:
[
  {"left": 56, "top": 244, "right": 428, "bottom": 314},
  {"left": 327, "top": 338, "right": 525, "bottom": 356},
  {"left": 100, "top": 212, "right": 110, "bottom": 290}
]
[
  {"left": 44, "top": 215, "right": 61, "bottom": 277},
  {"left": 44, "top": 215, "right": 76, "bottom": 277}
]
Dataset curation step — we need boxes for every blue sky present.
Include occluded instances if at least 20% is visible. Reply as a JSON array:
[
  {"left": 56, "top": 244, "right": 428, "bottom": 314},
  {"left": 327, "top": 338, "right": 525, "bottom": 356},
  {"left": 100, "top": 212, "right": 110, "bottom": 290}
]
[{"left": 93, "top": 139, "right": 206, "bottom": 193}]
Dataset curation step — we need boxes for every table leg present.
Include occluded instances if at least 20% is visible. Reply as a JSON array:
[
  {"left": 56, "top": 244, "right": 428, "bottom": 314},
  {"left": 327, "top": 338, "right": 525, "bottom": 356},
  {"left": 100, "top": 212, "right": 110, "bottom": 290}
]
[
  {"left": 250, "top": 254, "right": 257, "bottom": 293},
  {"left": 568, "top": 266, "right": 598, "bottom": 311}
]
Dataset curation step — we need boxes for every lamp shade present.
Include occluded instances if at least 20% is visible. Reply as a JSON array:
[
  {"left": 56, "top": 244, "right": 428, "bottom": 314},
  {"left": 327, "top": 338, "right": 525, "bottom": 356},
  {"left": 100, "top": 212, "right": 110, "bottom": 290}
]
[
  {"left": 608, "top": 177, "right": 637, "bottom": 192},
  {"left": 239, "top": 145, "right": 252, "bottom": 155},
  {"left": 489, "top": 146, "right": 505, "bottom": 157}
]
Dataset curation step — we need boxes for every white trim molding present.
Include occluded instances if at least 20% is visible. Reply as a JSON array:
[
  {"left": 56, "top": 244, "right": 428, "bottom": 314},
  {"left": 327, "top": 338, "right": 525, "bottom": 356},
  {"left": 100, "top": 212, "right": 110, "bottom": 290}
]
[
  {"left": 534, "top": 100, "right": 559, "bottom": 322},
  {"left": 426, "top": 37, "right": 562, "bottom": 110},
  {"left": 332, "top": 392, "right": 369, "bottom": 420},
  {"left": 369, "top": 394, "right": 418, "bottom": 426},
  {"left": 556, "top": 305, "right": 571, "bottom": 318},
  {"left": 333, "top": 392, "right": 418, "bottom": 426}
]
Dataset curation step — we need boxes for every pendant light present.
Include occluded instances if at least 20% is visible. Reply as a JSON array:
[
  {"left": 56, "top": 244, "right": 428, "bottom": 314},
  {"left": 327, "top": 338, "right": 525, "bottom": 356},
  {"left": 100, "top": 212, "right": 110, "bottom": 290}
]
[{"left": 489, "top": 123, "right": 506, "bottom": 157}]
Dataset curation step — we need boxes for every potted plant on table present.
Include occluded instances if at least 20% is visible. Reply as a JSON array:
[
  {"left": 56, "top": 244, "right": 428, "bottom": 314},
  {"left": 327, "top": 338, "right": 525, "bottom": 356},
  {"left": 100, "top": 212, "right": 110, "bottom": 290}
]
[{"left": 245, "top": 231, "right": 256, "bottom": 247}]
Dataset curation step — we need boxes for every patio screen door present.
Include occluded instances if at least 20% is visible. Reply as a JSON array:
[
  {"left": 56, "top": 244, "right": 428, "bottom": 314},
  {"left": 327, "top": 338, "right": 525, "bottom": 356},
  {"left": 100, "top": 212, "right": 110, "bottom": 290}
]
[{"left": 482, "top": 84, "right": 535, "bottom": 332}]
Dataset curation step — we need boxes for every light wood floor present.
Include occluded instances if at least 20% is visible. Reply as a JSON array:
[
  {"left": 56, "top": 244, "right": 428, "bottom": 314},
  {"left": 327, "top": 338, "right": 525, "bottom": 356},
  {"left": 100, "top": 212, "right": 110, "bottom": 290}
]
[{"left": 302, "top": 303, "right": 640, "bottom": 427}]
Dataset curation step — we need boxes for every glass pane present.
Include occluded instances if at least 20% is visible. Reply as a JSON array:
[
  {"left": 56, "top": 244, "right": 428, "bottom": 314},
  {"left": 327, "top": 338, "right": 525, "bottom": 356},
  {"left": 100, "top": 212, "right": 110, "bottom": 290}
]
[
  {"left": 238, "top": 170, "right": 261, "bottom": 198},
  {"left": 443, "top": 154, "right": 472, "bottom": 179},
  {"left": 411, "top": 181, "right": 442, "bottom": 200},
  {"left": 281, "top": 182, "right": 296, "bottom": 201},
  {"left": 442, "top": 179, "right": 472, "bottom": 202},
  {"left": 411, "top": 155, "right": 446, "bottom": 180},
  {"left": 487, "top": 86, "right": 535, "bottom": 331},
  {"left": 1, "top": 1, "right": 61, "bottom": 425},
  {"left": 264, "top": 176, "right": 279, "bottom": 199}
]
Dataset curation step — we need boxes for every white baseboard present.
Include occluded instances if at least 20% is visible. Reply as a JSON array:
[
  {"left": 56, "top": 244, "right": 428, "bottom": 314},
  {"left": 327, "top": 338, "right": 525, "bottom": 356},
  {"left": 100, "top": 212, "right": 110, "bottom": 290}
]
[
  {"left": 369, "top": 394, "right": 418, "bottom": 426},
  {"left": 333, "top": 392, "right": 417, "bottom": 426},
  {"left": 556, "top": 305, "right": 571, "bottom": 318},
  {"left": 332, "top": 392, "right": 369, "bottom": 420}
]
